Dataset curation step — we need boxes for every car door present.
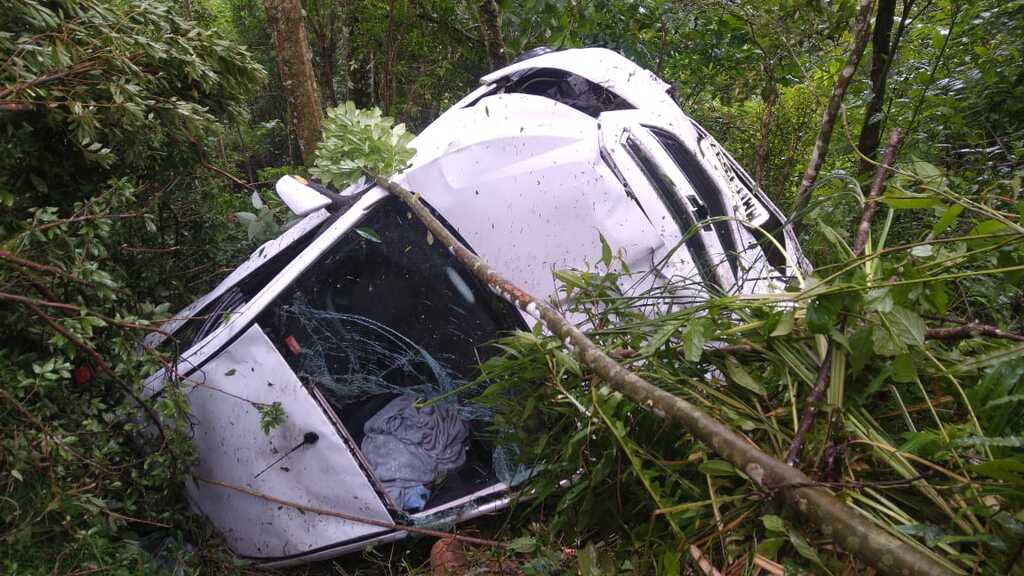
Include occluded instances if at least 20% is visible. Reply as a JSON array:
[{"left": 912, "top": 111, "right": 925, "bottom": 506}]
[{"left": 184, "top": 322, "right": 394, "bottom": 560}]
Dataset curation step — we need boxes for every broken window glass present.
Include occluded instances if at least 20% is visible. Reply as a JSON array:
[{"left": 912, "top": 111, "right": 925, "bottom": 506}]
[{"left": 259, "top": 196, "right": 526, "bottom": 510}]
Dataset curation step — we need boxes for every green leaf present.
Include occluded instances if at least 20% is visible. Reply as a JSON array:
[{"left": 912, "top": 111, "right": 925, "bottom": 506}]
[
  {"left": 681, "top": 319, "right": 707, "bottom": 362},
  {"left": 234, "top": 211, "right": 257, "bottom": 224},
  {"left": 888, "top": 306, "right": 927, "bottom": 348},
  {"left": 969, "top": 219, "right": 1009, "bottom": 236},
  {"left": 250, "top": 190, "right": 264, "bottom": 210},
  {"left": 969, "top": 459, "right": 1024, "bottom": 485},
  {"left": 554, "top": 270, "right": 587, "bottom": 290},
  {"left": 355, "top": 227, "right": 381, "bottom": 243},
  {"left": 598, "top": 232, "right": 613, "bottom": 268},
  {"left": 873, "top": 324, "right": 906, "bottom": 356},
  {"left": 806, "top": 295, "right": 842, "bottom": 334},
  {"left": 881, "top": 193, "right": 941, "bottom": 209},
  {"left": 849, "top": 326, "right": 875, "bottom": 373},
  {"left": 788, "top": 531, "right": 825, "bottom": 567},
  {"left": 642, "top": 320, "right": 682, "bottom": 356},
  {"left": 892, "top": 354, "right": 918, "bottom": 383},
  {"left": 723, "top": 356, "right": 766, "bottom": 395},
  {"left": 509, "top": 535, "right": 537, "bottom": 553},
  {"left": 697, "top": 459, "right": 736, "bottom": 476},
  {"left": 931, "top": 204, "right": 963, "bottom": 236},
  {"left": 756, "top": 537, "right": 786, "bottom": 559},
  {"left": 761, "top": 514, "right": 785, "bottom": 533},
  {"left": 30, "top": 174, "right": 48, "bottom": 193},
  {"left": 770, "top": 310, "right": 795, "bottom": 336}
]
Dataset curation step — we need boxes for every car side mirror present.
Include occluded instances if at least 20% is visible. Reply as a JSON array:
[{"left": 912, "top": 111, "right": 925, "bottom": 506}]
[{"left": 275, "top": 175, "right": 331, "bottom": 216}]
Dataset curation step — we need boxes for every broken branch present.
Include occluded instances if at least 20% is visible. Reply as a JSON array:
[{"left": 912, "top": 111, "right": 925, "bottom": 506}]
[
  {"left": 22, "top": 302, "right": 170, "bottom": 450},
  {"left": 853, "top": 128, "right": 903, "bottom": 257},
  {"left": 376, "top": 176, "right": 952, "bottom": 576},
  {"left": 926, "top": 323, "right": 1024, "bottom": 343}
]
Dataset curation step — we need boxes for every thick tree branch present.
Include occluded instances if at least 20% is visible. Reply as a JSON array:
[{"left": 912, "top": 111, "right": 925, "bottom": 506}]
[
  {"left": 792, "top": 0, "right": 876, "bottom": 219},
  {"left": 376, "top": 176, "right": 952, "bottom": 576}
]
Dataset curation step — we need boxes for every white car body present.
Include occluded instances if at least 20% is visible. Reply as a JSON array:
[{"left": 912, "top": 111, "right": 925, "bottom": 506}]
[{"left": 142, "top": 48, "right": 804, "bottom": 566}]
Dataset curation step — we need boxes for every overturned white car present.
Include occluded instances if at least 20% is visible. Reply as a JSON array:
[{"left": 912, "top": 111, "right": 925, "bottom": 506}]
[{"left": 143, "top": 47, "right": 804, "bottom": 566}]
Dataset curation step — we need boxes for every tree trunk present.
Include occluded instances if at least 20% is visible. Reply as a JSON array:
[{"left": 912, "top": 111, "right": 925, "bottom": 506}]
[
  {"left": 856, "top": 0, "right": 898, "bottom": 174},
  {"left": 791, "top": 0, "right": 876, "bottom": 219},
  {"left": 264, "top": 0, "right": 323, "bottom": 165},
  {"left": 477, "top": 0, "right": 507, "bottom": 69}
]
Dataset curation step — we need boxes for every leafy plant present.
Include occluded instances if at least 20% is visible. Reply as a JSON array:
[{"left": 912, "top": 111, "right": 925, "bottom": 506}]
[{"left": 310, "top": 101, "right": 417, "bottom": 188}]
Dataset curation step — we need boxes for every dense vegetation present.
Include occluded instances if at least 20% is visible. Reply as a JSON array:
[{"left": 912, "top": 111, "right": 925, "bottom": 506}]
[{"left": 1, "top": 0, "right": 1022, "bottom": 574}]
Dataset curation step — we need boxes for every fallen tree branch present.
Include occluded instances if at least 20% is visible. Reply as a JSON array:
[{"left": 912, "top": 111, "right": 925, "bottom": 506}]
[
  {"left": 792, "top": 0, "right": 876, "bottom": 219},
  {"left": 194, "top": 476, "right": 504, "bottom": 548},
  {"left": 375, "top": 176, "right": 954, "bottom": 576}
]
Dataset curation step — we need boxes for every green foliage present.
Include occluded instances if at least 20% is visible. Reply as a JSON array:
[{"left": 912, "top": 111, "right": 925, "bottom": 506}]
[
  {"left": 479, "top": 149, "right": 1024, "bottom": 572},
  {"left": 0, "top": 0, "right": 265, "bottom": 203},
  {"left": 255, "top": 401, "right": 286, "bottom": 435},
  {"left": 0, "top": 179, "right": 201, "bottom": 574},
  {"left": 311, "top": 101, "right": 417, "bottom": 188}
]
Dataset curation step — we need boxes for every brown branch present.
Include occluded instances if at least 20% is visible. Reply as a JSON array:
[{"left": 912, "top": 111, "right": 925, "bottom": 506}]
[
  {"left": 22, "top": 302, "right": 169, "bottom": 449},
  {"left": 784, "top": 346, "right": 833, "bottom": 466},
  {"left": 119, "top": 244, "right": 179, "bottom": 254},
  {"left": 376, "top": 177, "right": 952, "bottom": 576},
  {"left": 194, "top": 476, "right": 504, "bottom": 548},
  {"left": 0, "top": 291, "right": 80, "bottom": 312},
  {"left": 926, "top": 324, "right": 1024, "bottom": 343},
  {"left": 0, "top": 291, "right": 174, "bottom": 339},
  {"left": 35, "top": 211, "right": 144, "bottom": 233},
  {"left": 0, "top": 250, "right": 91, "bottom": 285},
  {"left": 181, "top": 131, "right": 254, "bottom": 189},
  {"left": 0, "top": 387, "right": 113, "bottom": 474},
  {"left": 853, "top": 128, "right": 903, "bottom": 257},
  {"left": 792, "top": 0, "right": 876, "bottom": 219},
  {"left": 0, "top": 100, "right": 35, "bottom": 112}
]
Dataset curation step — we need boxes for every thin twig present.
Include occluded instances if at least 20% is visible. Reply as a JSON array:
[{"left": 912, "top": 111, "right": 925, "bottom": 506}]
[
  {"left": 853, "top": 128, "right": 904, "bottom": 257},
  {"left": 688, "top": 544, "right": 724, "bottom": 576},
  {"left": 0, "top": 387, "right": 113, "bottom": 474},
  {"left": 0, "top": 251, "right": 91, "bottom": 285},
  {"left": 194, "top": 476, "right": 504, "bottom": 548},
  {"left": 784, "top": 347, "right": 833, "bottom": 467},
  {"left": 181, "top": 131, "right": 254, "bottom": 189}
]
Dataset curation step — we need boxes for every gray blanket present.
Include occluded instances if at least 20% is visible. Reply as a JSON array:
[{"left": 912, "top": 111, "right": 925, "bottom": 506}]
[{"left": 360, "top": 396, "right": 469, "bottom": 511}]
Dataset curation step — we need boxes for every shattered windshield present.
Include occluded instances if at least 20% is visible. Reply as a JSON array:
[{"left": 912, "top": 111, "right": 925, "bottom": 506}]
[
  {"left": 258, "top": 196, "right": 526, "bottom": 510},
  {"left": 261, "top": 196, "right": 524, "bottom": 410}
]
